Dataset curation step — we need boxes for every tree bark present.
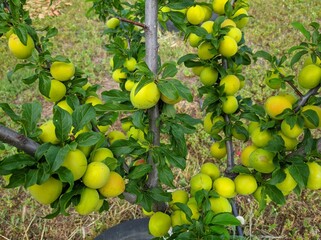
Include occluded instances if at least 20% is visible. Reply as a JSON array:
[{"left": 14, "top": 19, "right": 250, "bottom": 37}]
[
  {"left": 0, "top": 125, "right": 39, "bottom": 156},
  {"left": 145, "top": 0, "right": 160, "bottom": 189}
]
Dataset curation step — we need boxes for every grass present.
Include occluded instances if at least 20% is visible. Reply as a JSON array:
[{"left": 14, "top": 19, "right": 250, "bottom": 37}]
[{"left": 1, "top": 0, "right": 321, "bottom": 239}]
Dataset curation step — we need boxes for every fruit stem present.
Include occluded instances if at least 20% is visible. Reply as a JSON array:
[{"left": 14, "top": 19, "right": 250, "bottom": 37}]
[
  {"left": 294, "top": 84, "right": 321, "bottom": 113},
  {"left": 0, "top": 125, "right": 39, "bottom": 156},
  {"left": 145, "top": 0, "right": 160, "bottom": 190}
]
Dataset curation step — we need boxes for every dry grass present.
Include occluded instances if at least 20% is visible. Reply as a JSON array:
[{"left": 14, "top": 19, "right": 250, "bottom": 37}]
[{"left": 1, "top": 0, "right": 321, "bottom": 239}]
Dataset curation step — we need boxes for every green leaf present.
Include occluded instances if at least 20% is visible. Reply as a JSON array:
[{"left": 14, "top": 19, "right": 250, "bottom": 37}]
[
  {"left": 25, "top": 168, "right": 39, "bottom": 188},
  {"left": 167, "top": 1, "right": 194, "bottom": 10},
  {"left": 56, "top": 166, "right": 74, "bottom": 191},
  {"left": 0, "top": 154, "right": 36, "bottom": 175},
  {"left": 288, "top": 157, "right": 309, "bottom": 189},
  {"left": 162, "top": 104, "right": 177, "bottom": 118},
  {"left": 173, "top": 231, "right": 196, "bottom": 240},
  {"left": 103, "top": 157, "right": 119, "bottom": 171},
  {"left": 11, "top": 0, "right": 21, "bottom": 6},
  {"left": 38, "top": 71, "right": 51, "bottom": 98},
  {"left": 172, "top": 80, "right": 193, "bottom": 102},
  {"left": 72, "top": 104, "right": 96, "bottom": 133},
  {"left": 288, "top": 44, "right": 309, "bottom": 54},
  {"left": 158, "top": 80, "right": 179, "bottom": 102},
  {"left": 167, "top": 11, "right": 187, "bottom": 32},
  {"left": 300, "top": 129, "right": 314, "bottom": 154},
  {"left": 36, "top": 164, "right": 51, "bottom": 184},
  {"left": 101, "top": 89, "right": 130, "bottom": 103},
  {"left": 109, "top": 138, "right": 146, "bottom": 157},
  {"left": 239, "top": 112, "right": 259, "bottom": 122},
  {"left": 292, "top": 22, "right": 311, "bottom": 40},
  {"left": 302, "top": 109, "right": 319, "bottom": 128},
  {"left": 127, "top": 164, "right": 152, "bottom": 180},
  {"left": 53, "top": 107, "right": 72, "bottom": 142},
  {"left": 0, "top": 103, "right": 21, "bottom": 122},
  {"left": 254, "top": 50, "right": 273, "bottom": 62},
  {"left": 76, "top": 131, "right": 104, "bottom": 147},
  {"left": 15, "top": 25, "right": 28, "bottom": 45},
  {"left": 135, "top": 61, "right": 153, "bottom": 76},
  {"left": 194, "top": 189, "right": 208, "bottom": 207},
  {"left": 263, "top": 135, "right": 284, "bottom": 153},
  {"left": 164, "top": 151, "right": 186, "bottom": 170},
  {"left": 95, "top": 102, "right": 134, "bottom": 112},
  {"left": 44, "top": 145, "right": 70, "bottom": 173},
  {"left": 5, "top": 170, "right": 26, "bottom": 188},
  {"left": 211, "top": 213, "right": 241, "bottom": 226},
  {"left": 176, "top": 113, "right": 202, "bottom": 127},
  {"left": 45, "top": 187, "right": 82, "bottom": 219},
  {"left": 34, "top": 143, "right": 51, "bottom": 160},
  {"left": 204, "top": 210, "right": 216, "bottom": 225},
  {"left": 310, "top": 22, "right": 320, "bottom": 30},
  {"left": 52, "top": 55, "right": 71, "bottom": 63},
  {"left": 21, "top": 102, "right": 42, "bottom": 137},
  {"left": 161, "top": 61, "right": 178, "bottom": 78},
  {"left": 176, "top": 202, "right": 193, "bottom": 223},
  {"left": 208, "top": 225, "right": 229, "bottom": 237},
  {"left": 13, "top": 62, "right": 35, "bottom": 73},
  {"left": 186, "top": 26, "right": 208, "bottom": 37},
  {"left": 133, "top": 77, "right": 154, "bottom": 96},
  {"left": 265, "top": 184, "right": 286, "bottom": 205},
  {"left": 97, "top": 111, "right": 119, "bottom": 126},
  {"left": 170, "top": 123, "right": 187, "bottom": 157},
  {"left": 23, "top": 74, "right": 38, "bottom": 85},
  {"left": 158, "top": 163, "right": 174, "bottom": 187},
  {"left": 232, "top": 123, "right": 249, "bottom": 141},
  {"left": 291, "top": 50, "right": 308, "bottom": 68},
  {"left": 150, "top": 187, "right": 171, "bottom": 203},
  {"left": 136, "top": 191, "right": 154, "bottom": 212},
  {"left": 231, "top": 165, "right": 251, "bottom": 174},
  {"left": 131, "top": 110, "right": 147, "bottom": 130},
  {"left": 268, "top": 168, "right": 285, "bottom": 185},
  {"left": 177, "top": 53, "right": 198, "bottom": 65},
  {"left": 46, "top": 27, "right": 58, "bottom": 38}
]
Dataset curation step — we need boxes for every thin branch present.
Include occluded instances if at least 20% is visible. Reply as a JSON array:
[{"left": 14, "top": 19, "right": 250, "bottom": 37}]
[
  {"left": 287, "top": 137, "right": 321, "bottom": 158},
  {"left": 3, "top": 0, "right": 10, "bottom": 12},
  {"left": 117, "top": 17, "right": 147, "bottom": 29},
  {"left": 0, "top": 125, "right": 39, "bottom": 156},
  {"left": 123, "top": 192, "right": 137, "bottom": 204},
  {"left": 294, "top": 84, "right": 321, "bottom": 112},
  {"left": 286, "top": 80, "right": 303, "bottom": 98}
]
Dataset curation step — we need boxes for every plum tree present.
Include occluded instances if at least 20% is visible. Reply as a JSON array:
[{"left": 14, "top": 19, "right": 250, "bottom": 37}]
[{"left": 0, "top": 0, "right": 321, "bottom": 239}]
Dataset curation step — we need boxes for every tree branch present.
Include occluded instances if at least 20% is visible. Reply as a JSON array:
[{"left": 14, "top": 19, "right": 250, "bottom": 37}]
[
  {"left": 294, "top": 84, "right": 321, "bottom": 112},
  {"left": 117, "top": 17, "right": 147, "bottom": 29},
  {"left": 286, "top": 80, "right": 303, "bottom": 98},
  {"left": 0, "top": 125, "right": 39, "bottom": 156},
  {"left": 287, "top": 137, "right": 321, "bottom": 158},
  {"left": 0, "top": 124, "right": 141, "bottom": 204}
]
